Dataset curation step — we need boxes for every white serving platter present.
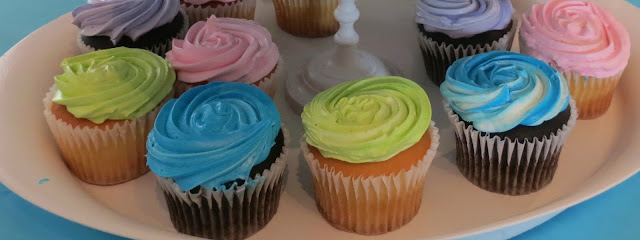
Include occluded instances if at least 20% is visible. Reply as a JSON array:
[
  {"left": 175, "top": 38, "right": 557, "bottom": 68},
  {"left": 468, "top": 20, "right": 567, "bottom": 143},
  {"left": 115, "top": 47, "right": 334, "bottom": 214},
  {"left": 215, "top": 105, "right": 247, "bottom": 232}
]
[{"left": 0, "top": 0, "right": 639, "bottom": 239}]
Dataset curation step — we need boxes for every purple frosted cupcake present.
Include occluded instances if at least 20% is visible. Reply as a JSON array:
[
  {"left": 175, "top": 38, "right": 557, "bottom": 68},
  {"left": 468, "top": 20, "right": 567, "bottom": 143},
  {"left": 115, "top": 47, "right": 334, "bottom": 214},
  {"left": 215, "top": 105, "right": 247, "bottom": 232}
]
[
  {"left": 73, "top": 0, "right": 189, "bottom": 56},
  {"left": 415, "top": 0, "right": 517, "bottom": 86}
]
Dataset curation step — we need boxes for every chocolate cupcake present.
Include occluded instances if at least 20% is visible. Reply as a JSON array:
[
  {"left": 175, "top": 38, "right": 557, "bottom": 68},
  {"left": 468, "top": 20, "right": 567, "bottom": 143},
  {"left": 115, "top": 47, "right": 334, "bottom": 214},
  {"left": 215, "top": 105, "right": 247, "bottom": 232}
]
[
  {"left": 441, "top": 51, "right": 577, "bottom": 195},
  {"left": 415, "top": 0, "right": 517, "bottom": 86},
  {"left": 520, "top": 0, "right": 631, "bottom": 119},
  {"left": 147, "top": 82, "right": 288, "bottom": 239},
  {"left": 73, "top": 0, "right": 189, "bottom": 56},
  {"left": 180, "top": 0, "right": 256, "bottom": 26}
]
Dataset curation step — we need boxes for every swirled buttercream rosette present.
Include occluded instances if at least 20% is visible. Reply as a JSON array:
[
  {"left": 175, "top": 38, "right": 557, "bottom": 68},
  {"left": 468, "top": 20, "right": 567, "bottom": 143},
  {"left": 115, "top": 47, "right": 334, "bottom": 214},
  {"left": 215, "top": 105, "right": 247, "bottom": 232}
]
[
  {"left": 301, "top": 77, "right": 439, "bottom": 235},
  {"left": 74, "top": 0, "right": 189, "bottom": 56},
  {"left": 519, "top": 0, "right": 630, "bottom": 119},
  {"left": 146, "top": 82, "right": 288, "bottom": 239},
  {"left": 272, "top": 0, "right": 339, "bottom": 38},
  {"left": 415, "top": 0, "right": 516, "bottom": 86},
  {"left": 166, "top": 16, "right": 282, "bottom": 98},
  {"left": 180, "top": 0, "right": 256, "bottom": 26},
  {"left": 441, "top": 51, "right": 577, "bottom": 195},
  {"left": 43, "top": 48, "right": 175, "bottom": 185}
]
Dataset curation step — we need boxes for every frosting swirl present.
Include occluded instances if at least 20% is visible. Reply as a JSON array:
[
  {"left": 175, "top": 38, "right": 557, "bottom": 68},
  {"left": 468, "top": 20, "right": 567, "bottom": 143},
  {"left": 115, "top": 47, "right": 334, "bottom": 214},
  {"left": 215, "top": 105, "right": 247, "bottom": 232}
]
[
  {"left": 302, "top": 77, "right": 432, "bottom": 163},
  {"left": 53, "top": 47, "right": 175, "bottom": 124},
  {"left": 146, "top": 82, "right": 281, "bottom": 191},
  {"left": 441, "top": 51, "right": 570, "bottom": 133},
  {"left": 520, "top": 0, "right": 630, "bottom": 78},
  {"left": 165, "top": 16, "right": 279, "bottom": 84},
  {"left": 182, "top": 0, "right": 235, "bottom": 4},
  {"left": 72, "top": 0, "right": 180, "bottom": 44},
  {"left": 415, "top": 0, "right": 513, "bottom": 38}
]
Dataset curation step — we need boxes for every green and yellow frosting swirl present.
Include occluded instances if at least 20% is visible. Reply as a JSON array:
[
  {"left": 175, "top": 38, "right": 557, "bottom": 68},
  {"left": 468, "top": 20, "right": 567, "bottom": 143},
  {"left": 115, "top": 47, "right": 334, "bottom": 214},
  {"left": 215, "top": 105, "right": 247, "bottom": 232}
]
[
  {"left": 302, "top": 76, "right": 432, "bottom": 163},
  {"left": 53, "top": 47, "right": 175, "bottom": 124}
]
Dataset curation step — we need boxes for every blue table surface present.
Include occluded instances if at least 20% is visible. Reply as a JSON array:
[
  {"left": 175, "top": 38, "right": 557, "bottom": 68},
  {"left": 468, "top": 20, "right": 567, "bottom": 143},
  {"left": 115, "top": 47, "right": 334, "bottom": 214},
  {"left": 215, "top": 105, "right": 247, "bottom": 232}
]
[{"left": 1, "top": 1, "right": 639, "bottom": 239}]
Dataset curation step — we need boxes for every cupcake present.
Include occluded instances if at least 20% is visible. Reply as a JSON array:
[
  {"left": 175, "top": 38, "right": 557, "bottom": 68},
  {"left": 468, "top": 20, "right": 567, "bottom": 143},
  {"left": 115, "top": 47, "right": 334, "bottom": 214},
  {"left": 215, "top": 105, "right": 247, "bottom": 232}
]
[
  {"left": 147, "top": 82, "right": 288, "bottom": 239},
  {"left": 301, "top": 76, "right": 440, "bottom": 235},
  {"left": 180, "top": 0, "right": 256, "bottom": 26},
  {"left": 415, "top": 0, "right": 517, "bottom": 86},
  {"left": 43, "top": 47, "right": 175, "bottom": 185},
  {"left": 273, "top": 0, "right": 339, "bottom": 38},
  {"left": 441, "top": 51, "right": 578, "bottom": 195},
  {"left": 519, "top": 0, "right": 631, "bottom": 119},
  {"left": 73, "top": 0, "right": 189, "bottom": 56},
  {"left": 165, "top": 16, "right": 282, "bottom": 98}
]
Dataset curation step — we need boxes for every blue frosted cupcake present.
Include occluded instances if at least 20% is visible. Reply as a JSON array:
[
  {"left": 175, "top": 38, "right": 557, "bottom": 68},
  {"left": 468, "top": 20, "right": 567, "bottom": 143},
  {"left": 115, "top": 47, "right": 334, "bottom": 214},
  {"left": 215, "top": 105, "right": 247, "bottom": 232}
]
[
  {"left": 441, "top": 51, "right": 577, "bottom": 195},
  {"left": 415, "top": 0, "right": 517, "bottom": 86},
  {"left": 146, "top": 82, "right": 288, "bottom": 239}
]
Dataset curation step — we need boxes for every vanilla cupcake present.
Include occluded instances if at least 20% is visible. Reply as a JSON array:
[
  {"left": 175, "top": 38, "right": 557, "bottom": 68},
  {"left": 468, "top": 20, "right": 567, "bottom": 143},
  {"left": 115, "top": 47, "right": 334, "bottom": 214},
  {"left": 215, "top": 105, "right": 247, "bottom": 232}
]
[
  {"left": 73, "top": 0, "right": 189, "bottom": 56},
  {"left": 43, "top": 47, "right": 175, "bottom": 185},
  {"left": 520, "top": 0, "right": 631, "bottom": 119},
  {"left": 301, "top": 76, "right": 439, "bottom": 235},
  {"left": 273, "top": 0, "right": 339, "bottom": 38},
  {"left": 165, "top": 16, "right": 282, "bottom": 98},
  {"left": 441, "top": 51, "right": 578, "bottom": 195},
  {"left": 180, "top": 0, "right": 256, "bottom": 25},
  {"left": 415, "top": 0, "right": 517, "bottom": 86},
  {"left": 147, "top": 82, "right": 288, "bottom": 239}
]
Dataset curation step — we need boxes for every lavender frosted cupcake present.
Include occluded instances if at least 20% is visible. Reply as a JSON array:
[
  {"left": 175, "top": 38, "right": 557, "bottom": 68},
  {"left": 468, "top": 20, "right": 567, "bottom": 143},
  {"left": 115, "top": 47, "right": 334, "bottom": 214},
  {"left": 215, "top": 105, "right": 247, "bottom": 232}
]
[
  {"left": 415, "top": 0, "right": 517, "bottom": 86},
  {"left": 73, "top": 0, "right": 189, "bottom": 56}
]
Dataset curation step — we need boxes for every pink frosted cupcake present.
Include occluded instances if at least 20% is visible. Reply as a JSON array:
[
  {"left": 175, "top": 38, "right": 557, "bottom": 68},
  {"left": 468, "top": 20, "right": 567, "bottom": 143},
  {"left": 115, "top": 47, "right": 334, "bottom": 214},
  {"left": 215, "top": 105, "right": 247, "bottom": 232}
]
[
  {"left": 165, "top": 16, "right": 282, "bottom": 98},
  {"left": 520, "top": 0, "right": 631, "bottom": 119},
  {"left": 180, "top": 0, "right": 256, "bottom": 25}
]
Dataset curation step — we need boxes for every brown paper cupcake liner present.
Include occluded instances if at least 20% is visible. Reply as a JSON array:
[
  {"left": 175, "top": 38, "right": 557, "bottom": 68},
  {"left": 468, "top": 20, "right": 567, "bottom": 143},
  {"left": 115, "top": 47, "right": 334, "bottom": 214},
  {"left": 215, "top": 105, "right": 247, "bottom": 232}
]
[
  {"left": 77, "top": 10, "right": 189, "bottom": 57},
  {"left": 418, "top": 17, "right": 517, "bottom": 86},
  {"left": 181, "top": 0, "right": 256, "bottom": 26},
  {"left": 444, "top": 99, "right": 578, "bottom": 195},
  {"left": 301, "top": 122, "right": 439, "bottom": 235},
  {"left": 43, "top": 85, "right": 174, "bottom": 185},
  {"left": 273, "top": 0, "right": 339, "bottom": 38},
  {"left": 561, "top": 71, "right": 623, "bottom": 120},
  {"left": 174, "top": 57, "right": 284, "bottom": 98},
  {"left": 156, "top": 125, "right": 289, "bottom": 240}
]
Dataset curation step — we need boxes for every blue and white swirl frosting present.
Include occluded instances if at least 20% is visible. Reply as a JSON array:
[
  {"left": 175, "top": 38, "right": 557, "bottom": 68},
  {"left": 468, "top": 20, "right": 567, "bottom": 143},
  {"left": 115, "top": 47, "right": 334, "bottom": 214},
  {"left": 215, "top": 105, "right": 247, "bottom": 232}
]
[
  {"left": 72, "top": 0, "right": 180, "bottom": 44},
  {"left": 146, "top": 82, "right": 281, "bottom": 191},
  {"left": 415, "top": 0, "right": 514, "bottom": 38},
  {"left": 441, "top": 51, "right": 570, "bottom": 133}
]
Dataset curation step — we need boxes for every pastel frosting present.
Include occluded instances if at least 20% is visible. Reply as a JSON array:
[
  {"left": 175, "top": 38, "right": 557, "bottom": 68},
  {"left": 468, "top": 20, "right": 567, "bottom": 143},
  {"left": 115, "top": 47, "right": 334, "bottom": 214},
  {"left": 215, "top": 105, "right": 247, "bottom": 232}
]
[
  {"left": 415, "top": 0, "right": 514, "bottom": 38},
  {"left": 72, "top": 0, "right": 180, "bottom": 44},
  {"left": 441, "top": 51, "right": 570, "bottom": 133},
  {"left": 165, "top": 16, "right": 279, "bottom": 84},
  {"left": 52, "top": 47, "right": 175, "bottom": 124},
  {"left": 182, "top": 0, "right": 236, "bottom": 4},
  {"left": 146, "top": 82, "right": 281, "bottom": 191},
  {"left": 520, "top": 0, "right": 630, "bottom": 78},
  {"left": 302, "top": 77, "right": 432, "bottom": 163}
]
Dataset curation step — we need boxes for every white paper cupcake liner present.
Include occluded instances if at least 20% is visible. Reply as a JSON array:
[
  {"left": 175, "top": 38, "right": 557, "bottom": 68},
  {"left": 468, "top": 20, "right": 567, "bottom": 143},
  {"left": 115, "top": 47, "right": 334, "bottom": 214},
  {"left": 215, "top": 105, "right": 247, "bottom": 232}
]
[
  {"left": 156, "top": 125, "right": 289, "bottom": 240},
  {"left": 418, "top": 17, "right": 517, "bottom": 86},
  {"left": 43, "top": 85, "right": 174, "bottom": 185},
  {"left": 443, "top": 99, "right": 578, "bottom": 195},
  {"left": 272, "top": 0, "right": 339, "bottom": 38},
  {"left": 77, "top": 10, "right": 189, "bottom": 57},
  {"left": 561, "top": 71, "right": 622, "bottom": 120},
  {"left": 181, "top": 0, "right": 256, "bottom": 26},
  {"left": 301, "top": 122, "right": 439, "bottom": 235},
  {"left": 173, "top": 57, "right": 284, "bottom": 99}
]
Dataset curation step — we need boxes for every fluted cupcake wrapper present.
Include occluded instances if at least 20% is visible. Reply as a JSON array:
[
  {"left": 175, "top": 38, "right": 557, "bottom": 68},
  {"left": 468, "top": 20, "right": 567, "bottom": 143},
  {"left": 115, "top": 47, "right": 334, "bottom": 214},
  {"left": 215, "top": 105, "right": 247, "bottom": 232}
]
[
  {"left": 43, "top": 85, "right": 174, "bottom": 185},
  {"left": 444, "top": 99, "right": 578, "bottom": 196},
  {"left": 418, "top": 17, "right": 517, "bottom": 86},
  {"left": 561, "top": 71, "right": 622, "bottom": 120},
  {"left": 156, "top": 126, "right": 289, "bottom": 240},
  {"left": 301, "top": 122, "right": 439, "bottom": 235},
  {"left": 173, "top": 57, "right": 285, "bottom": 99},
  {"left": 273, "top": 0, "right": 339, "bottom": 38},
  {"left": 181, "top": 0, "right": 256, "bottom": 26},
  {"left": 77, "top": 10, "right": 189, "bottom": 57}
]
